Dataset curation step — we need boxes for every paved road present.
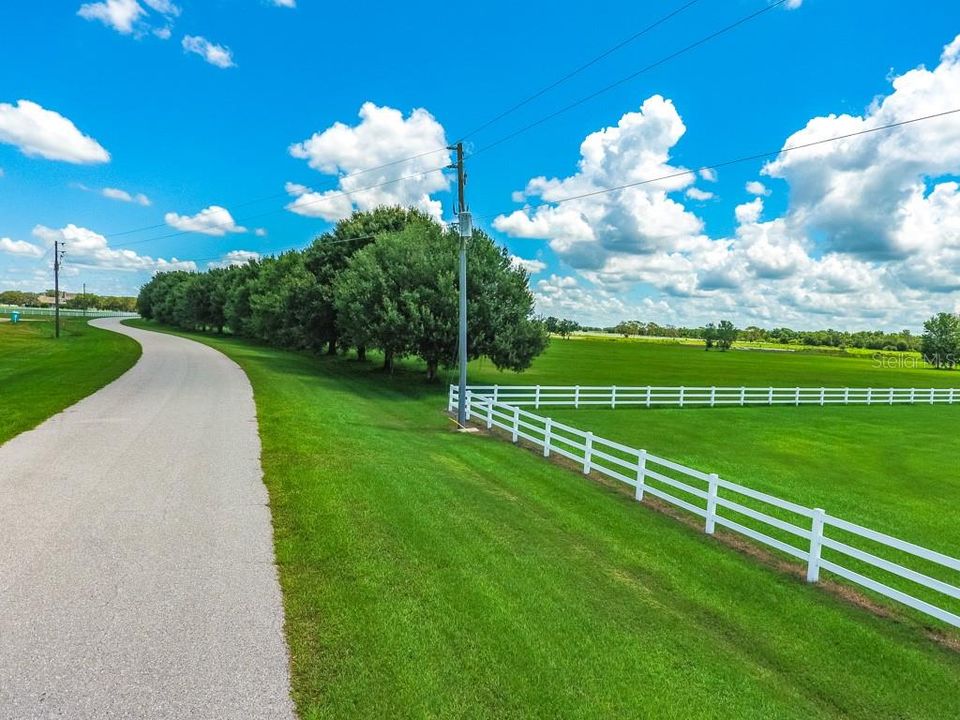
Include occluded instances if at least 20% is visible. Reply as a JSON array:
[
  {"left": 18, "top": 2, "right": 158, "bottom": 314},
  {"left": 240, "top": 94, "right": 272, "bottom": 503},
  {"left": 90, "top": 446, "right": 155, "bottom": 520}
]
[{"left": 0, "top": 318, "right": 295, "bottom": 719}]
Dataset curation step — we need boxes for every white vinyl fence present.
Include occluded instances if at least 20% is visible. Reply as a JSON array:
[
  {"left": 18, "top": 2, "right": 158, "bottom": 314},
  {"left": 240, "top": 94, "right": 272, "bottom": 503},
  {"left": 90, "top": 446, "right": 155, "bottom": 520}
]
[
  {"left": 450, "top": 384, "right": 960, "bottom": 409},
  {"left": 1, "top": 305, "right": 138, "bottom": 319},
  {"left": 454, "top": 390, "right": 960, "bottom": 629}
]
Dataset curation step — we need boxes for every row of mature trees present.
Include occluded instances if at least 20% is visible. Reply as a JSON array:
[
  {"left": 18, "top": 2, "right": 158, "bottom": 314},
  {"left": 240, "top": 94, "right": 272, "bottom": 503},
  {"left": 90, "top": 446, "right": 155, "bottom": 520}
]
[
  {"left": 608, "top": 319, "right": 921, "bottom": 352},
  {"left": 543, "top": 316, "right": 582, "bottom": 338},
  {"left": 138, "top": 207, "right": 549, "bottom": 380},
  {"left": 0, "top": 290, "right": 136, "bottom": 312}
]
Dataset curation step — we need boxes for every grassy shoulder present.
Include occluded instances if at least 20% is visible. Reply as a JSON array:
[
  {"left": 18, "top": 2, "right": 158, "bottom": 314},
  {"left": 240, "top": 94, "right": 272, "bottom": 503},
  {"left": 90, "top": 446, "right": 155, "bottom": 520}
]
[
  {"left": 0, "top": 319, "right": 141, "bottom": 445},
  {"left": 126, "top": 319, "right": 960, "bottom": 720}
]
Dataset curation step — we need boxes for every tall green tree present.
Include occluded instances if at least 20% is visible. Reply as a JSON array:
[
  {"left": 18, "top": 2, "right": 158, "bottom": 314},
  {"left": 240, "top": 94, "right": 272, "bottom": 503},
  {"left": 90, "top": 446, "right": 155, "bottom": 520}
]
[
  {"left": 921, "top": 312, "right": 960, "bottom": 369},
  {"left": 335, "top": 220, "right": 548, "bottom": 379},
  {"left": 716, "top": 320, "right": 737, "bottom": 351}
]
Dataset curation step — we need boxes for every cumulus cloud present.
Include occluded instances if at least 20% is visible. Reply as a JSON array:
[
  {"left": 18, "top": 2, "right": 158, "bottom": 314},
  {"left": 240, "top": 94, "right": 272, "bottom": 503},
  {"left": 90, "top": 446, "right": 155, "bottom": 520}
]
[
  {"left": 182, "top": 36, "right": 235, "bottom": 68},
  {"left": 208, "top": 250, "right": 260, "bottom": 268},
  {"left": 102, "top": 187, "right": 151, "bottom": 206},
  {"left": 0, "top": 238, "right": 44, "bottom": 258},
  {"left": 287, "top": 102, "right": 451, "bottom": 221},
  {"left": 494, "top": 95, "right": 705, "bottom": 269},
  {"left": 142, "top": 0, "right": 179, "bottom": 15},
  {"left": 32, "top": 224, "right": 195, "bottom": 272},
  {"left": 77, "top": 0, "right": 145, "bottom": 34},
  {"left": 510, "top": 255, "right": 547, "bottom": 275},
  {"left": 685, "top": 187, "right": 714, "bottom": 201},
  {"left": 164, "top": 205, "right": 246, "bottom": 236},
  {"left": 269, "top": 0, "right": 296, "bottom": 6},
  {"left": 493, "top": 34, "right": 960, "bottom": 329},
  {"left": 0, "top": 100, "right": 109, "bottom": 164}
]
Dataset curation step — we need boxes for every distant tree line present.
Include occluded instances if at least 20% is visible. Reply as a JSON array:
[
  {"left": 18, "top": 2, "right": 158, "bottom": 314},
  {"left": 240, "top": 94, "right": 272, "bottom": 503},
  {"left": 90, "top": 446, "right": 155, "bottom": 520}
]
[
  {"left": 137, "top": 207, "right": 549, "bottom": 380},
  {"left": 607, "top": 319, "right": 922, "bottom": 352},
  {"left": 0, "top": 290, "right": 136, "bottom": 312}
]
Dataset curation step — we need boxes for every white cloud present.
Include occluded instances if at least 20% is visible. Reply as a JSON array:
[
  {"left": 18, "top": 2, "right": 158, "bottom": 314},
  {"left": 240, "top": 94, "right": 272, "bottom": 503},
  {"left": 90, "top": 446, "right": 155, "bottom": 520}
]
[
  {"left": 510, "top": 255, "right": 547, "bottom": 275},
  {"left": 785, "top": 0, "right": 803, "bottom": 8},
  {"left": 0, "top": 100, "right": 109, "bottom": 164},
  {"left": 77, "top": 0, "right": 145, "bottom": 34},
  {"left": 287, "top": 102, "right": 451, "bottom": 221},
  {"left": 269, "top": 0, "right": 296, "bottom": 6},
  {"left": 102, "top": 187, "right": 151, "bottom": 206},
  {"left": 685, "top": 187, "right": 714, "bottom": 201},
  {"left": 699, "top": 167, "right": 717, "bottom": 182},
  {"left": 0, "top": 238, "right": 43, "bottom": 258},
  {"left": 142, "top": 0, "right": 180, "bottom": 15},
  {"left": 208, "top": 250, "right": 260, "bottom": 268},
  {"left": 164, "top": 205, "right": 246, "bottom": 236},
  {"left": 494, "top": 96, "right": 704, "bottom": 269},
  {"left": 745, "top": 180, "right": 771, "bottom": 196},
  {"left": 492, "top": 34, "right": 960, "bottom": 329},
  {"left": 153, "top": 26, "right": 172, "bottom": 40},
  {"left": 254, "top": 228, "right": 268, "bottom": 237},
  {"left": 32, "top": 224, "right": 195, "bottom": 272},
  {"left": 182, "top": 36, "right": 235, "bottom": 69}
]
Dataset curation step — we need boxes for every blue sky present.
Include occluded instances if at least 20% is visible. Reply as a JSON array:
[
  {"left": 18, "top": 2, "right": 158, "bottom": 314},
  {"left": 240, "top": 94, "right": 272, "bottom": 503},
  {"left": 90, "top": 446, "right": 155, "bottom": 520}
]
[{"left": 1, "top": 0, "right": 959, "bottom": 329}]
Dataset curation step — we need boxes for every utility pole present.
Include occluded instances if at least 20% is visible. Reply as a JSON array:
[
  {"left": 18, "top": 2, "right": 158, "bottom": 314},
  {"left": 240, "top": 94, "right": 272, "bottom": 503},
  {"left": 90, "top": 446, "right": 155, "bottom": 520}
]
[
  {"left": 449, "top": 142, "right": 472, "bottom": 427},
  {"left": 54, "top": 241, "right": 65, "bottom": 339}
]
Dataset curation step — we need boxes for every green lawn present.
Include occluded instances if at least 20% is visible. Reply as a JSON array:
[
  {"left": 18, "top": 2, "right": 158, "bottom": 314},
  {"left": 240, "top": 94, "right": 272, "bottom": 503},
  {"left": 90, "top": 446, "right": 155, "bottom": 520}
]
[
  {"left": 126, "top": 320, "right": 960, "bottom": 719},
  {"left": 0, "top": 319, "right": 141, "bottom": 445}
]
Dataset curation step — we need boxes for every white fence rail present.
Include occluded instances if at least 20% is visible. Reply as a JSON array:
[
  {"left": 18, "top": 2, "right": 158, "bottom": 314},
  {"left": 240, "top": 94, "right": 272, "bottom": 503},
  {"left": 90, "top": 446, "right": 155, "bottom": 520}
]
[
  {"left": 449, "top": 384, "right": 960, "bottom": 409},
  {"left": 1, "top": 305, "right": 138, "bottom": 319},
  {"left": 455, "top": 390, "right": 960, "bottom": 629}
]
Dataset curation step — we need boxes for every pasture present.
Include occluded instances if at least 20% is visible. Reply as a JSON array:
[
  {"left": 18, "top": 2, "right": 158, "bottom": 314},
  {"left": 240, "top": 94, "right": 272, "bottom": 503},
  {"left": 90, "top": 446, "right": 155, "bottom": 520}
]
[
  {"left": 0, "top": 319, "right": 141, "bottom": 445},
  {"left": 126, "top": 320, "right": 960, "bottom": 719}
]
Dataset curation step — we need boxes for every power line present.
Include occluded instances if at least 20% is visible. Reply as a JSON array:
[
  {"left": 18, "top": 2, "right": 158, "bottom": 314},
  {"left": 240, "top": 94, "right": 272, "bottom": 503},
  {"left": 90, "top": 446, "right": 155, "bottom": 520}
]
[
  {"left": 456, "top": 0, "right": 703, "bottom": 143},
  {"left": 482, "top": 108, "right": 960, "bottom": 216},
  {"left": 468, "top": 0, "right": 788, "bottom": 160},
  {"left": 112, "top": 165, "right": 450, "bottom": 250},
  {"left": 102, "top": 149, "right": 452, "bottom": 241}
]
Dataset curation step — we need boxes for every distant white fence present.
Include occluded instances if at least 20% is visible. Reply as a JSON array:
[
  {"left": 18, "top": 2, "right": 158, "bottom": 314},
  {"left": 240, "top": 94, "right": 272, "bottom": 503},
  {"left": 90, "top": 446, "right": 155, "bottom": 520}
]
[
  {"left": 0, "top": 305, "right": 138, "bottom": 319},
  {"left": 454, "top": 391, "right": 960, "bottom": 629},
  {"left": 450, "top": 384, "right": 960, "bottom": 409}
]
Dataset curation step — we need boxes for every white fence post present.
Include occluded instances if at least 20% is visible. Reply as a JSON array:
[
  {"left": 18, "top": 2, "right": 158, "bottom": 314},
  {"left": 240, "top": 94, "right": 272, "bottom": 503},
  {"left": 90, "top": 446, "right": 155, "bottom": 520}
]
[
  {"left": 867, "top": 387, "right": 873, "bottom": 405},
  {"left": 740, "top": 386, "right": 746, "bottom": 406},
  {"left": 806, "top": 508, "right": 826, "bottom": 583},
  {"left": 795, "top": 387, "right": 800, "bottom": 406},
  {"left": 819, "top": 387, "right": 825, "bottom": 406},
  {"left": 574, "top": 385, "right": 581, "bottom": 409},
  {"left": 486, "top": 399, "right": 494, "bottom": 429},
  {"left": 930, "top": 387, "right": 936, "bottom": 405},
  {"left": 909, "top": 387, "right": 915, "bottom": 404},
  {"left": 511, "top": 406, "right": 520, "bottom": 443},
  {"left": 493, "top": 385, "right": 500, "bottom": 404},
  {"left": 448, "top": 385, "right": 455, "bottom": 413},
  {"left": 844, "top": 387, "right": 849, "bottom": 405},
  {"left": 543, "top": 418, "right": 553, "bottom": 457},
  {"left": 535, "top": 385, "right": 542, "bottom": 410},
  {"left": 888, "top": 388, "right": 894, "bottom": 405},
  {"left": 465, "top": 391, "right": 473, "bottom": 421},
  {"left": 950, "top": 388, "right": 955, "bottom": 405},
  {"left": 710, "top": 386, "right": 716, "bottom": 407},
  {"left": 646, "top": 385, "right": 652, "bottom": 408},
  {"left": 583, "top": 432, "right": 594, "bottom": 475},
  {"left": 705, "top": 474, "right": 719, "bottom": 535},
  {"left": 679, "top": 386, "right": 685, "bottom": 408},
  {"left": 635, "top": 449, "right": 647, "bottom": 502},
  {"left": 611, "top": 385, "right": 618, "bottom": 409},
  {"left": 768, "top": 387, "right": 774, "bottom": 406}
]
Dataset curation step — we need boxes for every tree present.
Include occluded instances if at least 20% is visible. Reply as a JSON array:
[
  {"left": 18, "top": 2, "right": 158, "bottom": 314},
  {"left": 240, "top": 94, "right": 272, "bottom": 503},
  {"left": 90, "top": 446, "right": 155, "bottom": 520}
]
[
  {"left": 556, "top": 319, "right": 579, "bottom": 339},
  {"left": 303, "top": 206, "right": 434, "bottom": 355},
  {"left": 921, "top": 313, "right": 960, "bottom": 369},
  {"left": 703, "top": 323, "right": 717, "bottom": 350},
  {"left": 335, "top": 220, "right": 548, "bottom": 379},
  {"left": 716, "top": 320, "right": 737, "bottom": 351}
]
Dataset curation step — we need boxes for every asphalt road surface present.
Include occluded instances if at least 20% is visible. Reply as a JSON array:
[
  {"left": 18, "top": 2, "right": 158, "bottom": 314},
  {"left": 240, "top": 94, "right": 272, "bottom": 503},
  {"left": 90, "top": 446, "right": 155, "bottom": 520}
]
[{"left": 0, "top": 318, "right": 294, "bottom": 719}]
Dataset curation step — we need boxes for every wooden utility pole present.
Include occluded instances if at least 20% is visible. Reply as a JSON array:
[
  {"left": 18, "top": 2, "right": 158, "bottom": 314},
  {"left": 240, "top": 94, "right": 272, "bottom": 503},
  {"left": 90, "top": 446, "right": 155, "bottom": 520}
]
[{"left": 449, "top": 142, "right": 472, "bottom": 427}]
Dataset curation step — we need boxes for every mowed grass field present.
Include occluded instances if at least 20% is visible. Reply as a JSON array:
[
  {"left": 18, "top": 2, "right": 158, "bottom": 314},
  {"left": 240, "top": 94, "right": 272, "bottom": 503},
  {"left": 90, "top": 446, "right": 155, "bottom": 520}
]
[
  {"left": 127, "top": 320, "right": 960, "bottom": 719},
  {"left": 0, "top": 319, "right": 141, "bottom": 445}
]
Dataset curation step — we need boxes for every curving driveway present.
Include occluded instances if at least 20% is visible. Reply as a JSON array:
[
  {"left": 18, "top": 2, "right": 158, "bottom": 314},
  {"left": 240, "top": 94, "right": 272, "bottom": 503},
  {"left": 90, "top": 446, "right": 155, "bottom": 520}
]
[{"left": 0, "top": 318, "right": 294, "bottom": 719}]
